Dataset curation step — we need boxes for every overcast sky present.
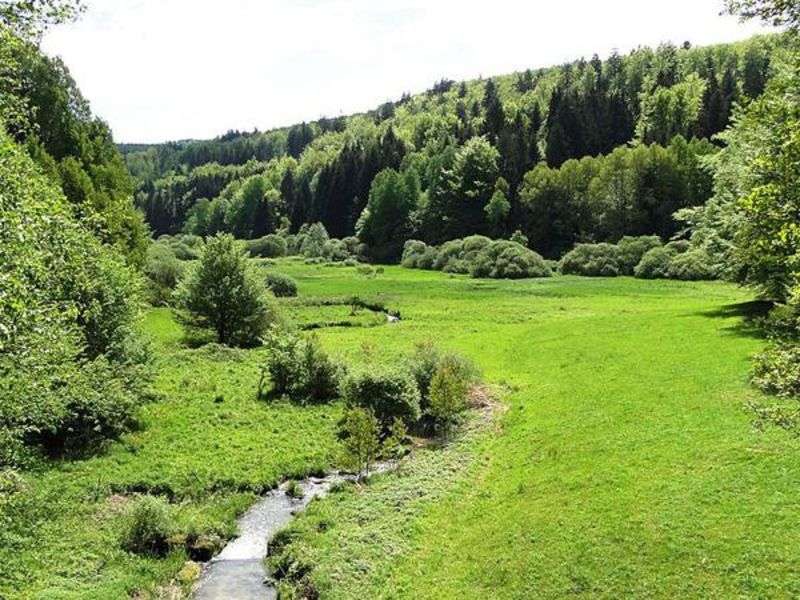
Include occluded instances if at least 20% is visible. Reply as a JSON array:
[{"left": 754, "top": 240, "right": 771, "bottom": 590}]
[{"left": 41, "top": 0, "right": 767, "bottom": 144}]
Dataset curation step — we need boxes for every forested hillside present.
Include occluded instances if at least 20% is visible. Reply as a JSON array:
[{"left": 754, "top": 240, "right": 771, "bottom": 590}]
[{"left": 126, "top": 35, "right": 779, "bottom": 259}]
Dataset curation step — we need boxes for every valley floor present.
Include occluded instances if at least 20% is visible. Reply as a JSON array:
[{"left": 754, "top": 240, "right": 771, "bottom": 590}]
[{"left": 3, "top": 263, "right": 799, "bottom": 598}]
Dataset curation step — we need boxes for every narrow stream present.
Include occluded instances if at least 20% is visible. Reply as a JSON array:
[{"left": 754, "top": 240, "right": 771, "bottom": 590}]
[{"left": 193, "top": 466, "right": 391, "bottom": 600}]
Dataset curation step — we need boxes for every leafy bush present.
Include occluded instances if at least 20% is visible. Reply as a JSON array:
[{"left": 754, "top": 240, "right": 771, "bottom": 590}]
[
  {"left": 144, "top": 243, "right": 184, "bottom": 305},
  {"left": 634, "top": 246, "right": 676, "bottom": 279},
  {"left": 120, "top": 496, "right": 172, "bottom": 557},
  {"left": 616, "top": 236, "right": 662, "bottom": 275},
  {"left": 666, "top": 249, "right": 715, "bottom": 281},
  {"left": 433, "top": 239, "right": 465, "bottom": 271},
  {"left": 338, "top": 407, "right": 382, "bottom": 478},
  {"left": 0, "top": 128, "right": 149, "bottom": 465},
  {"left": 429, "top": 355, "right": 473, "bottom": 435},
  {"left": 266, "top": 272, "right": 298, "bottom": 298},
  {"left": 341, "top": 366, "right": 422, "bottom": 429},
  {"left": 752, "top": 343, "right": 800, "bottom": 398},
  {"left": 408, "top": 343, "right": 479, "bottom": 414},
  {"left": 261, "top": 331, "right": 340, "bottom": 403},
  {"left": 247, "top": 234, "right": 287, "bottom": 258},
  {"left": 470, "top": 240, "right": 552, "bottom": 279},
  {"left": 560, "top": 243, "right": 622, "bottom": 277},
  {"left": 176, "top": 234, "right": 280, "bottom": 346}
]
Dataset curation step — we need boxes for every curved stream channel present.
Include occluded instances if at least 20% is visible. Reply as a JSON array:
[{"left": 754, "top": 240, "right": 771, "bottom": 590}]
[{"left": 193, "top": 466, "right": 391, "bottom": 599}]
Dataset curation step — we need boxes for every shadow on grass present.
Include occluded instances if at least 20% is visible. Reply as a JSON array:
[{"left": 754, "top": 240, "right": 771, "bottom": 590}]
[{"left": 693, "top": 300, "right": 773, "bottom": 339}]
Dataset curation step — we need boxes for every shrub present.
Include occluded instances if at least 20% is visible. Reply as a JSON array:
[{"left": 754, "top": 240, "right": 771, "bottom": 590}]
[
  {"left": 559, "top": 243, "right": 622, "bottom": 277},
  {"left": 321, "top": 239, "right": 350, "bottom": 262},
  {"left": 665, "top": 239, "right": 691, "bottom": 254},
  {"left": 470, "top": 240, "right": 551, "bottom": 279},
  {"left": 0, "top": 130, "right": 149, "bottom": 465},
  {"left": 616, "top": 236, "right": 662, "bottom": 275},
  {"left": 433, "top": 239, "right": 465, "bottom": 271},
  {"left": 429, "top": 355, "right": 472, "bottom": 436},
  {"left": 298, "top": 222, "right": 329, "bottom": 258},
  {"left": 401, "top": 240, "right": 428, "bottom": 268},
  {"left": 338, "top": 407, "right": 381, "bottom": 478},
  {"left": 510, "top": 230, "right": 529, "bottom": 247},
  {"left": 261, "top": 331, "right": 340, "bottom": 404},
  {"left": 634, "top": 246, "right": 675, "bottom": 279},
  {"left": 666, "top": 249, "right": 715, "bottom": 281},
  {"left": 266, "top": 272, "right": 298, "bottom": 298},
  {"left": 247, "top": 234, "right": 287, "bottom": 258},
  {"left": 145, "top": 243, "right": 184, "bottom": 305},
  {"left": 175, "top": 234, "right": 280, "bottom": 347},
  {"left": 752, "top": 343, "right": 800, "bottom": 398},
  {"left": 341, "top": 366, "right": 422, "bottom": 429},
  {"left": 120, "top": 496, "right": 172, "bottom": 557}
]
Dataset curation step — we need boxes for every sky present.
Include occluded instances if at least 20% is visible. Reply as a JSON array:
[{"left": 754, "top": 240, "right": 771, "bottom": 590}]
[{"left": 41, "top": 0, "right": 769, "bottom": 144}]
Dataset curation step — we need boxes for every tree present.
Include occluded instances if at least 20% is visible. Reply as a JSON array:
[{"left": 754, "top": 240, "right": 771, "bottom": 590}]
[
  {"left": 442, "top": 136, "right": 500, "bottom": 239},
  {"left": 175, "top": 234, "right": 279, "bottom": 346},
  {"left": 339, "top": 407, "right": 381, "bottom": 479},
  {"left": 429, "top": 358, "right": 471, "bottom": 437},
  {"left": 357, "top": 167, "right": 418, "bottom": 262},
  {"left": 725, "top": 0, "right": 800, "bottom": 29},
  {"left": 0, "top": 0, "right": 84, "bottom": 39},
  {"left": 485, "top": 177, "right": 511, "bottom": 237}
]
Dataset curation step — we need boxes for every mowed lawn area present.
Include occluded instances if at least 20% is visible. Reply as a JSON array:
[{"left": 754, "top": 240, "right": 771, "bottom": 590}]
[{"left": 3, "top": 261, "right": 799, "bottom": 598}]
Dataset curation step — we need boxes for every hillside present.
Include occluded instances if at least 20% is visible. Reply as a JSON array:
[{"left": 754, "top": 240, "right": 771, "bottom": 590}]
[{"left": 125, "top": 34, "right": 778, "bottom": 259}]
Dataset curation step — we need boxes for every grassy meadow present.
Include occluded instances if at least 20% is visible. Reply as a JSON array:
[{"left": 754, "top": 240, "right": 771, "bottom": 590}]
[{"left": 4, "top": 260, "right": 800, "bottom": 598}]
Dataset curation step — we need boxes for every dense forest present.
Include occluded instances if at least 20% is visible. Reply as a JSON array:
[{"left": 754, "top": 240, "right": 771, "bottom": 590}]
[{"left": 126, "top": 34, "right": 777, "bottom": 260}]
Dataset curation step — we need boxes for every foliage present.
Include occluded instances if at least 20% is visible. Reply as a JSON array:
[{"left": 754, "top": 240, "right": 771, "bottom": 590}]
[
  {"left": 666, "top": 248, "right": 715, "bottom": 280},
  {"left": 0, "top": 127, "right": 148, "bottom": 466},
  {"left": 616, "top": 235, "right": 663, "bottom": 275},
  {"left": 560, "top": 243, "right": 622, "bottom": 277},
  {"left": 429, "top": 355, "right": 474, "bottom": 435},
  {"left": 338, "top": 407, "right": 381, "bottom": 478},
  {"left": 0, "top": 0, "right": 84, "bottom": 38},
  {"left": 126, "top": 37, "right": 775, "bottom": 257},
  {"left": 752, "top": 342, "right": 800, "bottom": 397},
  {"left": 246, "top": 234, "right": 287, "bottom": 258},
  {"left": 261, "top": 330, "right": 340, "bottom": 404},
  {"left": 634, "top": 246, "right": 677, "bottom": 279},
  {"left": 265, "top": 272, "right": 299, "bottom": 298},
  {"left": 175, "top": 234, "right": 279, "bottom": 346},
  {"left": 358, "top": 168, "right": 419, "bottom": 262},
  {"left": 0, "top": 27, "right": 148, "bottom": 265},
  {"left": 144, "top": 243, "right": 184, "bottom": 305},
  {"left": 679, "top": 42, "right": 799, "bottom": 298},
  {"left": 120, "top": 496, "right": 172, "bottom": 557},
  {"left": 341, "top": 366, "right": 422, "bottom": 430},
  {"left": 470, "top": 239, "right": 552, "bottom": 279}
]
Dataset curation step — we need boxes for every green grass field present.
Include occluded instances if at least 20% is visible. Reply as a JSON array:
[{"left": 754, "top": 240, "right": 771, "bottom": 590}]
[{"left": 4, "top": 261, "right": 799, "bottom": 599}]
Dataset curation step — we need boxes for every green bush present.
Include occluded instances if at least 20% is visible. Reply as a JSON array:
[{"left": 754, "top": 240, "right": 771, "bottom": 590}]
[
  {"left": 408, "top": 343, "right": 479, "bottom": 415},
  {"left": 616, "top": 236, "right": 662, "bottom": 275},
  {"left": 175, "top": 234, "right": 280, "bottom": 347},
  {"left": 666, "top": 249, "right": 715, "bottom": 281},
  {"left": 120, "top": 496, "right": 172, "bottom": 557},
  {"left": 433, "top": 239, "right": 465, "bottom": 271},
  {"left": 342, "top": 366, "right": 422, "bottom": 429},
  {"left": 0, "top": 128, "right": 149, "bottom": 465},
  {"left": 634, "top": 247, "right": 676, "bottom": 279},
  {"left": 261, "top": 331, "right": 340, "bottom": 403},
  {"left": 560, "top": 243, "right": 622, "bottom": 277},
  {"left": 266, "top": 272, "right": 299, "bottom": 298},
  {"left": 429, "top": 355, "right": 473, "bottom": 435},
  {"left": 470, "top": 240, "right": 552, "bottom": 279},
  {"left": 752, "top": 343, "right": 800, "bottom": 398},
  {"left": 247, "top": 234, "right": 287, "bottom": 258},
  {"left": 145, "top": 243, "right": 184, "bottom": 305}
]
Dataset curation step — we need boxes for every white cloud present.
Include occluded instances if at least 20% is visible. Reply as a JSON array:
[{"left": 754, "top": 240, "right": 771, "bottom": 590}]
[{"left": 42, "top": 0, "right": 769, "bottom": 143}]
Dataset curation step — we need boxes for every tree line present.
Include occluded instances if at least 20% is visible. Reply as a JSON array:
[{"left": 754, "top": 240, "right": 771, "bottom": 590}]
[{"left": 126, "top": 33, "right": 778, "bottom": 263}]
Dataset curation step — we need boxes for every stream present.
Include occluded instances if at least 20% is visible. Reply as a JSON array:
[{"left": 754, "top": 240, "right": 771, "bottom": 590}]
[{"left": 193, "top": 466, "right": 391, "bottom": 599}]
